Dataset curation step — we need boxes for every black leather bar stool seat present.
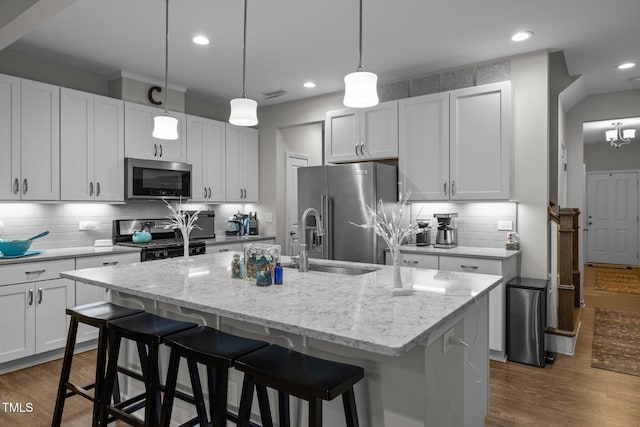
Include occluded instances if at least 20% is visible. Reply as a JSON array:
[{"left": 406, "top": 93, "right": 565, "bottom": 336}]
[
  {"left": 159, "top": 326, "right": 269, "bottom": 427},
  {"left": 52, "top": 301, "right": 144, "bottom": 427},
  {"left": 235, "top": 345, "right": 364, "bottom": 427},
  {"left": 100, "top": 312, "right": 197, "bottom": 427}
]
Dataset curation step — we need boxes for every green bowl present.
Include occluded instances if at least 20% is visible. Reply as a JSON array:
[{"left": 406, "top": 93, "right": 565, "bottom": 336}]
[{"left": 0, "top": 239, "right": 33, "bottom": 257}]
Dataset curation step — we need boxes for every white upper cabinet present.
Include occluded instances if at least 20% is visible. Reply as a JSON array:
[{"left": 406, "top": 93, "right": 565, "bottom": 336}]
[
  {"left": 225, "top": 125, "right": 259, "bottom": 203},
  {"left": 0, "top": 74, "right": 20, "bottom": 200},
  {"left": 20, "top": 78, "right": 60, "bottom": 201},
  {"left": 399, "top": 81, "right": 513, "bottom": 201},
  {"left": 61, "top": 88, "right": 124, "bottom": 201},
  {"left": 124, "top": 102, "right": 186, "bottom": 162},
  {"left": 399, "top": 92, "right": 450, "bottom": 201},
  {"left": 325, "top": 100, "right": 398, "bottom": 163},
  {"left": 449, "top": 81, "right": 512, "bottom": 200},
  {"left": 187, "top": 115, "right": 226, "bottom": 203}
]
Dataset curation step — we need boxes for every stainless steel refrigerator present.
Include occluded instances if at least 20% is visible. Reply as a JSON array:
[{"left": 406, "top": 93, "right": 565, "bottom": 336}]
[{"left": 297, "top": 162, "right": 397, "bottom": 264}]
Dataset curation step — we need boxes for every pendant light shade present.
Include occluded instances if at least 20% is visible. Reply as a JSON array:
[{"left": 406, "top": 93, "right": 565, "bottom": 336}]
[
  {"left": 344, "top": 70, "right": 378, "bottom": 108},
  {"left": 229, "top": 97, "right": 258, "bottom": 126},
  {"left": 152, "top": 0, "right": 178, "bottom": 140},
  {"left": 344, "top": 0, "right": 378, "bottom": 108},
  {"left": 153, "top": 114, "right": 179, "bottom": 139},
  {"left": 229, "top": 0, "right": 258, "bottom": 126}
]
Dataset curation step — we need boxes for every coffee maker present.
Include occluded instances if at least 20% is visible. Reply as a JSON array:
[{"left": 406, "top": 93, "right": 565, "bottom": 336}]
[{"left": 433, "top": 213, "right": 458, "bottom": 248}]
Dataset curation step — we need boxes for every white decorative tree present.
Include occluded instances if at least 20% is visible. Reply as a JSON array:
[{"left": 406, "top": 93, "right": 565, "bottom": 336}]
[
  {"left": 351, "top": 189, "right": 419, "bottom": 295},
  {"left": 163, "top": 198, "right": 203, "bottom": 260}
]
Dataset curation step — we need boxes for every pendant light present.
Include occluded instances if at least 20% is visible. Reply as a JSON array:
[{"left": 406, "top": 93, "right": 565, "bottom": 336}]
[
  {"left": 343, "top": 0, "right": 378, "bottom": 108},
  {"left": 152, "top": 0, "right": 179, "bottom": 140},
  {"left": 229, "top": 0, "right": 258, "bottom": 126}
]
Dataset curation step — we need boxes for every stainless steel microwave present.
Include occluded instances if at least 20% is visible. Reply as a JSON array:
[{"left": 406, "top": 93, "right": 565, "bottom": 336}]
[{"left": 125, "top": 158, "right": 192, "bottom": 200}]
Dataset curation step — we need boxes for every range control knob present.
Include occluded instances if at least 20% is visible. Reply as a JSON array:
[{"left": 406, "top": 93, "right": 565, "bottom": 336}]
[{"left": 154, "top": 251, "right": 160, "bottom": 258}]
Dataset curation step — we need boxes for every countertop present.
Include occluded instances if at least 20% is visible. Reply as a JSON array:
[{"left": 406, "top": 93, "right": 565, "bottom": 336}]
[
  {"left": 0, "top": 246, "right": 141, "bottom": 266},
  {"left": 61, "top": 253, "right": 501, "bottom": 357},
  {"left": 398, "top": 244, "right": 521, "bottom": 260},
  {"left": 0, "top": 235, "right": 275, "bottom": 266}
]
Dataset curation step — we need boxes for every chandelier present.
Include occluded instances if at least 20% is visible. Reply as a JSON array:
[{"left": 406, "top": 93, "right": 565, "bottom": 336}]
[{"left": 605, "top": 122, "right": 636, "bottom": 148}]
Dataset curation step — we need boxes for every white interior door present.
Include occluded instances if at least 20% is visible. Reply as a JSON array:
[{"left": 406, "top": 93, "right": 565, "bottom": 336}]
[
  {"left": 586, "top": 172, "right": 639, "bottom": 265},
  {"left": 285, "top": 153, "right": 309, "bottom": 256}
]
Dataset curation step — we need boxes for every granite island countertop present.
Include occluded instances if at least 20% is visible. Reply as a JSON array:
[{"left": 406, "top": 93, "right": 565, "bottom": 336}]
[{"left": 61, "top": 253, "right": 501, "bottom": 357}]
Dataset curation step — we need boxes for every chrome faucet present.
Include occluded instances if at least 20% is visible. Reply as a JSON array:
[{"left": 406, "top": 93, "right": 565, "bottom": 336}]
[{"left": 299, "top": 208, "right": 325, "bottom": 272}]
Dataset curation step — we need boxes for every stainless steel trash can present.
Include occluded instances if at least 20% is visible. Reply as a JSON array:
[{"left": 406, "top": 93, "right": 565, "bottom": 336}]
[{"left": 507, "top": 277, "right": 549, "bottom": 367}]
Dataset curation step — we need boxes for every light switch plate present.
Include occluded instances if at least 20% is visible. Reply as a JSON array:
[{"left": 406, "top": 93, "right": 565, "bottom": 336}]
[
  {"left": 78, "top": 221, "right": 99, "bottom": 231},
  {"left": 497, "top": 220, "right": 513, "bottom": 231}
]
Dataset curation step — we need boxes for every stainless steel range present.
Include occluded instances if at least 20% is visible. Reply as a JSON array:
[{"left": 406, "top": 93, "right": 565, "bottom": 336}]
[{"left": 112, "top": 219, "right": 207, "bottom": 261}]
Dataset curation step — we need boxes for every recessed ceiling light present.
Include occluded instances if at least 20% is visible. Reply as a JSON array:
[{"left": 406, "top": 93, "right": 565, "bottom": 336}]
[
  {"left": 511, "top": 31, "right": 533, "bottom": 42},
  {"left": 303, "top": 81, "right": 317, "bottom": 88},
  {"left": 192, "top": 35, "right": 210, "bottom": 46},
  {"left": 617, "top": 62, "right": 636, "bottom": 70}
]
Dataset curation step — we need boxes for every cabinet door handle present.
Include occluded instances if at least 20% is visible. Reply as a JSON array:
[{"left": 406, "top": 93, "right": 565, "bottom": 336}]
[
  {"left": 14, "top": 178, "right": 19, "bottom": 194},
  {"left": 102, "top": 261, "right": 118, "bottom": 266},
  {"left": 354, "top": 143, "right": 359, "bottom": 156},
  {"left": 28, "top": 289, "right": 34, "bottom": 306},
  {"left": 89, "top": 182, "right": 94, "bottom": 196},
  {"left": 443, "top": 181, "right": 448, "bottom": 196},
  {"left": 25, "top": 269, "right": 46, "bottom": 276},
  {"left": 208, "top": 187, "right": 212, "bottom": 198},
  {"left": 240, "top": 188, "right": 243, "bottom": 199},
  {"left": 154, "top": 143, "right": 158, "bottom": 157},
  {"left": 23, "top": 178, "right": 28, "bottom": 194},
  {"left": 460, "top": 265, "right": 479, "bottom": 270},
  {"left": 159, "top": 144, "right": 163, "bottom": 157},
  {"left": 96, "top": 182, "right": 100, "bottom": 197},
  {"left": 38, "top": 288, "right": 43, "bottom": 304},
  {"left": 359, "top": 142, "right": 364, "bottom": 156},
  {"left": 204, "top": 186, "right": 207, "bottom": 198},
  {"left": 451, "top": 181, "right": 456, "bottom": 196},
  {"left": 218, "top": 248, "right": 229, "bottom": 252}
]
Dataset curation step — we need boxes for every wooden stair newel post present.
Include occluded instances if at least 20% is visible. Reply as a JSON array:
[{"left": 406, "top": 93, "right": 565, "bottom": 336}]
[{"left": 557, "top": 208, "right": 580, "bottom": 332}]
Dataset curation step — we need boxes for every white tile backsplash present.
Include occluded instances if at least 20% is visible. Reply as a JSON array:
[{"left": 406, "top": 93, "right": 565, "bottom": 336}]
[
  {"left": 0, "top": 201, "right": 259, "bottom": 250},
  {"left": 410, "top": 202, "right": 517, "bottom": 248}
]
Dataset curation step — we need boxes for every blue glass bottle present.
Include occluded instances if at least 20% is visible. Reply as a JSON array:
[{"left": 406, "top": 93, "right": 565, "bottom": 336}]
[{"left": 274, "top": 262, "right": 283, "bottom": 285}]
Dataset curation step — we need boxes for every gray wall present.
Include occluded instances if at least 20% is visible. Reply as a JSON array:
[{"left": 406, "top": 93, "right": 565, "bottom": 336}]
[
  {"left": 566, "top": 89, "right": 640, "bottom": 208},
  {"left": 584, "top": 141, "right": 640, "bottom": 171}
]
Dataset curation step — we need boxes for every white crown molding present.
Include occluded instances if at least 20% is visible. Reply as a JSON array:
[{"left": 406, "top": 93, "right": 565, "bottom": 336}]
[{"left": 108, "top": 70, "right": 187, "bottom": 93}]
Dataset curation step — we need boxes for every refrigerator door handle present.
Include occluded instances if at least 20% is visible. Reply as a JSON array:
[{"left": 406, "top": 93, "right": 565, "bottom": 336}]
[{"left": 322, "top": 194, "right": 333, "bottom": 260}]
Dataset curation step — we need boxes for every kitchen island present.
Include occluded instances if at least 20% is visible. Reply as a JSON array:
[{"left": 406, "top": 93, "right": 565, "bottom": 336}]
[{"left": 61, "top": 252, "right": 501, "bottom": 427}]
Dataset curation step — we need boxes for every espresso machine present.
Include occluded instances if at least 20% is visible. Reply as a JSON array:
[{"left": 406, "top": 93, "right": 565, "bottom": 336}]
[{"left": 434, "top": 213, "right": 458, "bottom": 248}]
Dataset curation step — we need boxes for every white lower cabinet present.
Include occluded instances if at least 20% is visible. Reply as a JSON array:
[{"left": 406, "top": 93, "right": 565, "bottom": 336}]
[
  {"left": 387, "top": 251, "right": 518, "bottom": 359},
  {"left": 0, "top": 259, "right": 75, "bottom": 364},
  {"left": 74, "top": 252, "right": 141, "bottom": 343}
]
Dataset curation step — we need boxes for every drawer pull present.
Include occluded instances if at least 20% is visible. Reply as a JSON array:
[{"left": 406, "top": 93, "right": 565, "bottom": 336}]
[
  {"left": 25, "top": 269, "right": 46, "bottom": 276},
  {"left": 38, "top": 288, "right": 43, "bottom": 304},
  {"left": 402, "top": 259, "right": 419, "bottom": 264},
  {"left": 28, "top": 289, "right": 34, "bottom": 306},
  {"left": 218, "top": 248, "right": 229, "bottom": 252},
  {"left": 102, "top": 261, "right": 119, "bottom": 266},
  {"left": 460, "top": 265, "right": 479, "bottom": 270}
]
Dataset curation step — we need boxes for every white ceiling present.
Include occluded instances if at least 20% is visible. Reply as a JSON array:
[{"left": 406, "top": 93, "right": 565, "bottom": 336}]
[{"left": 5, "top": 0, "right": 640, "bottom": 107}]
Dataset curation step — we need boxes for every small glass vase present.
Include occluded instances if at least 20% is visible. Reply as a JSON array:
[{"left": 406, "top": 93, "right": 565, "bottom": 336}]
[
  {"left": 178, "top": 228, "right": 194, "bottom": 264},
  {"left": 390, "top": 248, "right": 413, "bottom": 296}
]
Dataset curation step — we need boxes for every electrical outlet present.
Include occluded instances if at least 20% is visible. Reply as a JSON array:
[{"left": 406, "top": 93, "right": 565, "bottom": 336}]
[
  {"left": 443, "top": 327, "right": 455, "bottom": 354},
  {"left": 497, "top": 220, "right": 513, "bottom": 231},
  {"left": 227, "top": 381, "right": 238, "bottom": 407},
  {"left": 78, "top": 221, "right": 98, "bottom": 231}
]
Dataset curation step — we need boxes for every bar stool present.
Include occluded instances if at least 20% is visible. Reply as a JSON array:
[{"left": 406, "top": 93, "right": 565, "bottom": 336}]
[
  {"left": 235, "top": 345, "right": 364, "bottom": 427},
  {"left": 99, "top": 312, "right": 197, "bottom": 427},
  {"left": 52, "top": 301, "right": 144, "bottom": 427},
  {"left": 159, "top": 326, "right": 269, "bottom": 427}
]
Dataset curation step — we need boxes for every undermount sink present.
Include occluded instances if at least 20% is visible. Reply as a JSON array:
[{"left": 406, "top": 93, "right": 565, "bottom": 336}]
[{"left": 282, "top": 262, "right": 380, "bottom": 276}]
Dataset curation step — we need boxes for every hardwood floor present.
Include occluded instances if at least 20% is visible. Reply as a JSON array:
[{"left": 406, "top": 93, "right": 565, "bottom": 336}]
[
  {"left": 486, "top": 265, "right": 640, "bottom": 427},
  {"left": 1, "top": 264, "right": 639, "bottom": 426}
]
